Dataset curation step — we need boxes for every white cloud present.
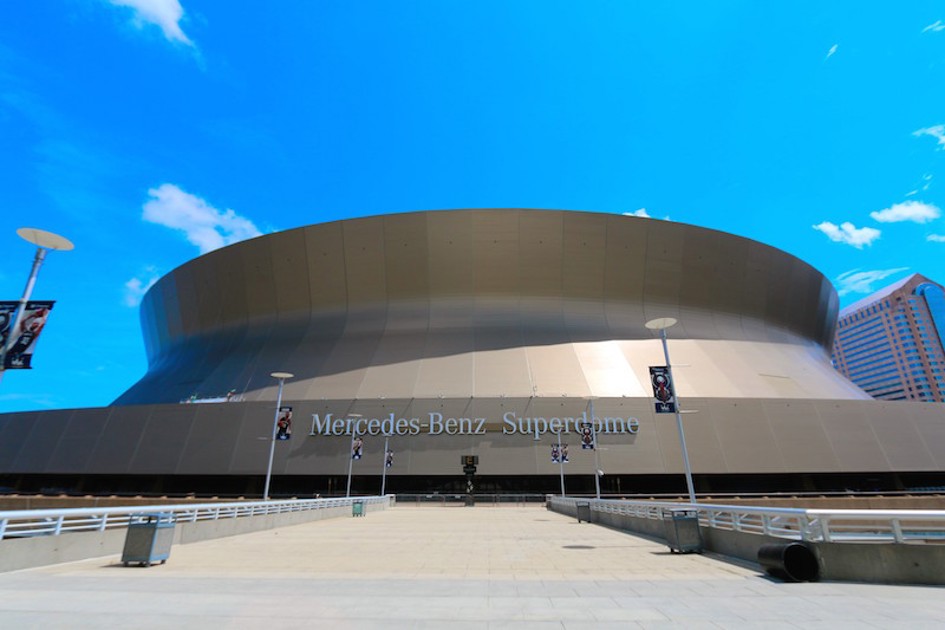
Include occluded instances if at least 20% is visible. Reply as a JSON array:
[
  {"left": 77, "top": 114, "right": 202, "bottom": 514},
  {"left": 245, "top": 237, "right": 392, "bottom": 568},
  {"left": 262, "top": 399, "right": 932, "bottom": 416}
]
[
  {"left": 913, "top": 125, "right": 945, "bottom": 148},
  {"left": 123, "top": 271, "right": 159, "bottom": 307},
  {"left": 108, "top": 0, "right": 193, "bottom": 46},
  {"left": 869, "top": 200, "right": 941, "bottom": 224},
  {"left": 836, "top": 268, "right": 909, "bottom": 296},
  {"left": 624, "top": 208, "right": 650, "bottom": 218},
  {"left": 812, "top": 221, "right": 881, "bottom": 249},
  {"left": 825, "top": 44, "right": 838, "bottom": 60},
  {"left": 923, "top": 20, "right": 945, "bottom": 33},
  {"left": 928, "top": 234, "right": 945, "bottom": 242},
  {"left": 142, "top": 183, "right": 262, "bottom": 254}
]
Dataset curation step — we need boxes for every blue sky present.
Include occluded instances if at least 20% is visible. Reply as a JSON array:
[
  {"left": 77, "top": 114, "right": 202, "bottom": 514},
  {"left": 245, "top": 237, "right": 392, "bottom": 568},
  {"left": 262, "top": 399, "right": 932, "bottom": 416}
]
[{"left": 1, "top": 1, "right": 944, "bottom": 412}]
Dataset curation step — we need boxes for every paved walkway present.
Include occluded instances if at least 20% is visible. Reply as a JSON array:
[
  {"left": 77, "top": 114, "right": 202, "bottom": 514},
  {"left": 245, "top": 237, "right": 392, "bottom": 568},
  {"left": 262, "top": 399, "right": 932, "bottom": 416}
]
[{"left": 1, "top": 506, "right": 943, "bottom": 628}]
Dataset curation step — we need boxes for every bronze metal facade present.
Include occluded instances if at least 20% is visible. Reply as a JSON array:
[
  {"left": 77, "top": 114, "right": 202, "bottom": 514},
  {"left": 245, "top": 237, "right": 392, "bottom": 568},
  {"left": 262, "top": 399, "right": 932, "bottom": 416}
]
[{"left": 1, "top": 210, "right": 943, "bottom": 494}]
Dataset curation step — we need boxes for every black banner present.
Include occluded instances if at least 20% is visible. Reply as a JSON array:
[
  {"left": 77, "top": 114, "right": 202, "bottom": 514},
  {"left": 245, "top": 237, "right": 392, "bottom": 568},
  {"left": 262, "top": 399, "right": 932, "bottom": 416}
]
[
  {"left": 276, "top": 406, "right": 292, "bottom": 440},
  {"left": 649, "top": 365, "right": 677, "bottom": 413},
  {"left": 352, "top": 436, "right": 363, "bottom": 460},
  {"left": 1, "top": 300, "right": 55, "bottom": 369}
]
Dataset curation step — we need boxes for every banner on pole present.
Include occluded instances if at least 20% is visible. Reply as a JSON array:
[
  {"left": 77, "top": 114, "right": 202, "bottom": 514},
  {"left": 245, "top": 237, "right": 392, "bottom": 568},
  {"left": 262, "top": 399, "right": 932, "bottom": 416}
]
[
  {"left": 352, "top": 436, "right": 363, "bottom": 460},
  {"left": 385, "top": 450, "right": 393, "bottom": 468},
  {"left": 551, "top": 443, "right": 560, "bottom": 463},
  {"left": 276, "top": 406, "right": 293, "bottom": 440},
  {"left": 580, "top": 423, "right": 595, "bottom": 449},
  {"left": 0, "top": 303, "right": 15, "bottom": 349},
  {"left": 649, "top": 366, "right": 677, "bottom": 413},
  {"left": 1, "top": 300, "right": 55, "bottom": 369}
]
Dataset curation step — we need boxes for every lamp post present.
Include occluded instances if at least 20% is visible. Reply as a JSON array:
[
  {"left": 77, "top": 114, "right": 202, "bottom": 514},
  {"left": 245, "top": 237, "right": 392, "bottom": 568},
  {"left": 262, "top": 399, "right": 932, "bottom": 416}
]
[
  {"left": 380, "top": 433, "right": 391, "bottom": 496},
  {"left": 556, "top": 428, "right": 566, "bottom": 496},
  {"left": 0, "top": 228, "right": 73, "bottom": 382},
  {"left": 345, "top": 413, "right": 363, "bottom": 498},
  {"left": 263, "top": 371, "right": 293, "bottom": 500},
  {"left": 645, "top": 317, "right": 697, "bottom": 504},
  {"left": 588, "top": 399, "right": 602, "bottom": 500}
]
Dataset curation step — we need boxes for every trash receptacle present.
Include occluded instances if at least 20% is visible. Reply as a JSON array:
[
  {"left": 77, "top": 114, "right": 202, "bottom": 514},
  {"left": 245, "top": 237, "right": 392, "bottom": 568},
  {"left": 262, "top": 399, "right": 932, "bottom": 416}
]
[
  {"left": 758, "top": 542, "right": 819, "bottom": 582},
  {"left": 121, "top": 513, "right": 175, "bottom": 567},
  {"left": 352, "top": 501, "right": 364, "bottom": 517},
  {"left": 576, "top": 502, "right": 591, "bottom": 523},
  {"left": 662, "top": 508, "right": 702, "bottom": 553}
]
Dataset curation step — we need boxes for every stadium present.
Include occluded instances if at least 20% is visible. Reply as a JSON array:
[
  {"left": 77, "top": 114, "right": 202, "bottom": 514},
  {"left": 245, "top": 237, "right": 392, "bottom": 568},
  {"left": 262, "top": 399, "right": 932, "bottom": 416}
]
[{"left": 2, "top": 209, "right": 944, "bottom": 497}]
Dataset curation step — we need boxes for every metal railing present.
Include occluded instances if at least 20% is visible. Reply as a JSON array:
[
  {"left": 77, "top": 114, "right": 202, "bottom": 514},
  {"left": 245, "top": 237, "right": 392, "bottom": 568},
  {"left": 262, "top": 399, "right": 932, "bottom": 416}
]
[
  {"left": 0, "top": 496, "right": 391, "bottom": 540},
  {"left": 395, "top": 493, "right": 546, "bottom": 506},
  {"left": 550, "top": 496, "right": 945, "bottom": 543}
]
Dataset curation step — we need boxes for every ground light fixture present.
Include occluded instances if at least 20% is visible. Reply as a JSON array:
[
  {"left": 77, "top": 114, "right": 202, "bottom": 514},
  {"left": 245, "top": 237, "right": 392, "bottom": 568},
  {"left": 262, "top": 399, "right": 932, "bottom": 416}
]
[
  {"left": 645, "top": 317, "right": 697, "bottom": 504},
  {"left": 263, "top": 371, "right": 294, "bottom": 500}
]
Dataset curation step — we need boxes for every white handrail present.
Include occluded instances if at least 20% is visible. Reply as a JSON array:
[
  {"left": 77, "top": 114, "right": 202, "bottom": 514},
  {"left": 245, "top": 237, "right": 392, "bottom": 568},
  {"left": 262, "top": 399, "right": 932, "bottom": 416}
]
[
  {"left": 0, "top": 496, "right": 391, "bottom": 540},
  {"left": 549, "top": 496, "right": 945, "bottom": 543}
]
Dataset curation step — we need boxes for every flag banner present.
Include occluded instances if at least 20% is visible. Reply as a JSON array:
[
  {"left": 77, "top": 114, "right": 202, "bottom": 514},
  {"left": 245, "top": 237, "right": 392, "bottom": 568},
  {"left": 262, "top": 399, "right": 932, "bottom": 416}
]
[
  {"left": 385, "top": 450, "right": 393, "bottom": 468},
  {"left": 276, "top": 406, "right": 292, "bottom": 440},
  {"left": 561, "top": 443, "right": 569, "bottom": 463},
  {"left": 2, "top": 301, "right": 55, "bottom": 370},
  {"left": 0, "top": 302, "right": 16, "bottom": 349},
  {"left": 649, "top": 365, "right": 677, "bottom": 413},
  {"left": 352, "top": 436, "right": 363, "bottom": 460},
  {"left": 580, "top": 423, "right": 595, "bottom": 449}
]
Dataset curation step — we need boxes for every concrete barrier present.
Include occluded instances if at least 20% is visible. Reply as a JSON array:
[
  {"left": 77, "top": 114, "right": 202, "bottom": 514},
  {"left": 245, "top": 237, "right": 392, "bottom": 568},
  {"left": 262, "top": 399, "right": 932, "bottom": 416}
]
[
  {"left": 548, "top": 501, "right": 945, "bottom": 585},
  {"left": 0, "top": 501, "right": 388, "bottom": 573}
]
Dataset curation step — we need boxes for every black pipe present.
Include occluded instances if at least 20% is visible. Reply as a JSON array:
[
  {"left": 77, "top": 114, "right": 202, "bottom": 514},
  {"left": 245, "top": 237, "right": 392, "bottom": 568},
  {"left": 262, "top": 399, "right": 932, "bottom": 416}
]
[{"left": 757, "top": 542, "right": 820, "bottom": 582}]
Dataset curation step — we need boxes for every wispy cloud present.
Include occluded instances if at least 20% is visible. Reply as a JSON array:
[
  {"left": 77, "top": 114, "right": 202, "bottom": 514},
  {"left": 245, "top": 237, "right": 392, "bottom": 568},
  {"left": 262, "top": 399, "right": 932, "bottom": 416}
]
[
  {"left": 913, "top": 125, "right": 945, "bottom": 148},
  {"left": 923, "top": 20, "right": 945, "bottom": 33},
  {"left": 624, "top": 208, "right": 650, "bottom": 218},
  {"left": 908, "top": 174, "right": 935, "bottom": 196},
  {"left": 869, "top": 200, "right": 941, "bottom": 224},
  {"left": 928, "top": 234, "right": 945, "bottom": 243},
  {"left": 142, "top": 183, "right": 262, "bottom": 254},
  {"left": 825, "top": 44, "right": 838, "bottom": 60},
  {"left": 812, "top": 221, "right": 881, "bottom": 248},
  {"left": 108, "top": 0, "right": 194, "bottom": 46},
  {"left": 123, "top": 266, "right": 161, "bottom": 307},
  {"left": 836, "top": 268, "right": 909, "bottom": 296}
]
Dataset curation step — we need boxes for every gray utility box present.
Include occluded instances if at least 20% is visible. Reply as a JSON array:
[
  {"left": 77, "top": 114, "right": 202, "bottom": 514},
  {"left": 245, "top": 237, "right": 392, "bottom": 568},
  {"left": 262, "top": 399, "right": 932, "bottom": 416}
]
[
  {"left": 576, "top": 502, "right": 592, "bottom": 523},
  {"left": 662, "top": 508, "right": 702, "bottom": 553},
  {"left": 121, "top": 513, "right": 176, "bottom": 567}
]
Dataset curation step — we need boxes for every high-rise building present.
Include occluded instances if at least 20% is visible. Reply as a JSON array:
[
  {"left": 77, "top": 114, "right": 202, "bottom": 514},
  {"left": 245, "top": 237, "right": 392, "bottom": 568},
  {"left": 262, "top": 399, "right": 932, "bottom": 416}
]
[{"left": 832, "top": 273, "right": 945, "bottom": 402}]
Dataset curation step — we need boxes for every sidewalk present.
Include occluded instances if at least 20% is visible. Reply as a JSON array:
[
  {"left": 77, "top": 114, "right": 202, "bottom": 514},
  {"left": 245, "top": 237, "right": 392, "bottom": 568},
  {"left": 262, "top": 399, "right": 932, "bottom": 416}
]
[{"left": 0, "top": 506, "right": 942, "bottom": 628}]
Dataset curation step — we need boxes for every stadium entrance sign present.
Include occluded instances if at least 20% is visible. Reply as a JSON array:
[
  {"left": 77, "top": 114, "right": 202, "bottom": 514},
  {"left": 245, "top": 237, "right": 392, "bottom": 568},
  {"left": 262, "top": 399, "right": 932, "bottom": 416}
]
[{"left": 309, "top": 411, "right": 640, "bottom": 438}]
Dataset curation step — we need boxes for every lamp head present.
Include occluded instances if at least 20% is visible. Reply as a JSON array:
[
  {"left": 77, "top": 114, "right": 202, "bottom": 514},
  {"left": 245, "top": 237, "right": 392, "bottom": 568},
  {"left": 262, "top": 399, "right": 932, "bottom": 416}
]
[
  {"left": 17, "top": 228, "right": 74, "bottom": 251},
  {"left": 645, "top": 317, "right": 678, "bottom": 330}
]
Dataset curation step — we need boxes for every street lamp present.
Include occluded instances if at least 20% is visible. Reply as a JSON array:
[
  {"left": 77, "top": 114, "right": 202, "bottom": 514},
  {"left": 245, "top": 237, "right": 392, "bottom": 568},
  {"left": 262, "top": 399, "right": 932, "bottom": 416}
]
[
  {"left": 556, "top": 427, "right": 566, "bottom": 496},
  {"left": 0, "top": 228, "right": 73, "bottom": 382},
  {"left": 588, "top": 398, "right": 602, "bottom": 500},
  {"left": 645, "top": 317, "right": 697, "bottom": 504},
  {"left": 263, "top": 371, "right": 294, "bottom": 500},
  {"left": 345, "top": 413, "right": 363, "bottom": 497},
  {"left": 380, "top": 432, "right": 391, "bottom": 496}
]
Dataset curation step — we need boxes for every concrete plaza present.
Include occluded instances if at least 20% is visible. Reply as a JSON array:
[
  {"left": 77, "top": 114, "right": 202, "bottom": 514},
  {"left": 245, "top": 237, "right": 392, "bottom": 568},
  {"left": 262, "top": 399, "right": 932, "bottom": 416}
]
[{"left": 0, "top": 505, "right": 943, "bottom": 628}]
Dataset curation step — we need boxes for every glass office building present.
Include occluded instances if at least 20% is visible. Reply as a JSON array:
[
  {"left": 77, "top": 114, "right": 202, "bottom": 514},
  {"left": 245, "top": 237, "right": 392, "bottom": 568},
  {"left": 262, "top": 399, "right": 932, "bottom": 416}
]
[{"left": 832, "top": 274, "right": 945, "bottom": 402}]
